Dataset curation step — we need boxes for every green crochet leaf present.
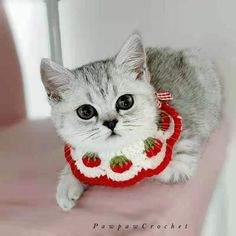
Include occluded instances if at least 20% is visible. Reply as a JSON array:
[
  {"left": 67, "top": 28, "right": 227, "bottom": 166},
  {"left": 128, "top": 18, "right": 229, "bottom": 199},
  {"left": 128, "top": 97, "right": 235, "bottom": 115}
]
[
  {"left": 82, "top": 152, "right": 98, "bottom": 160},
  {"left": 144, "top": 137, "right": 155, "bottom": 151},
  {"left": 157, "top": 114, "right": 162, "bottom": 127},
  {"left": 110, "top": 155, "right": 129, "bottom": 167}
]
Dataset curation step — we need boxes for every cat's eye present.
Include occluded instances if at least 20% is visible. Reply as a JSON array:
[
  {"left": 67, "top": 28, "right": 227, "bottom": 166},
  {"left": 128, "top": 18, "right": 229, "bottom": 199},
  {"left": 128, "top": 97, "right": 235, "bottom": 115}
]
[
  {"left": 116, "top": 94, "right": 134, "bottom": 110},
  {"left": 76, "top": 104, "right": 97, "bottom": 120}
]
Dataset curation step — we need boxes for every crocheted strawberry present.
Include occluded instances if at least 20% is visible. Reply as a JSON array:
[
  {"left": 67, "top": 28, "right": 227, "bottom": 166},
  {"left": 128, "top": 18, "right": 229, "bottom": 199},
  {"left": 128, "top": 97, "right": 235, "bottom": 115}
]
[
  {"left": 110, "top": 155, "right": 132, "bottom": 173},
  {"left": 144, "top": 137, "right": 163, "bottom": 158},
  {"left": 159, "top": 112, "right": 170, "bottom": 131},
  {"left": 82, "top": 152, "right": 101, "bottom": 168}
]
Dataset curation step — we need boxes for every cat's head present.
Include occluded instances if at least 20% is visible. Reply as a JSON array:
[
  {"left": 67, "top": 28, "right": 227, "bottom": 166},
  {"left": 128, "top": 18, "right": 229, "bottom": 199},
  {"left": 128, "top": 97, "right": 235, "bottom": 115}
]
[{"left": 40, "top": 34, "right": 158, "bottom": 152}]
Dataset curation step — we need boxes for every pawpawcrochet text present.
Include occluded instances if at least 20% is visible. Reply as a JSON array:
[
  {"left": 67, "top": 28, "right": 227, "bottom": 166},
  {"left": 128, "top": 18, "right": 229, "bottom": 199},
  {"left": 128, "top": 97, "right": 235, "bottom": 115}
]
[{"left": 92, "top": 223, "right": 189, "bottom": 231}]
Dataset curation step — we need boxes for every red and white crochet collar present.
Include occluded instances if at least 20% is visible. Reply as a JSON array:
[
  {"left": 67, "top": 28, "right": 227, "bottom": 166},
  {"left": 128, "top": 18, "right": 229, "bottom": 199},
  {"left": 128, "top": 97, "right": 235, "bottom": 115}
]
[{"left": 65, "top": 92, "right": 182, "bottom": 187}]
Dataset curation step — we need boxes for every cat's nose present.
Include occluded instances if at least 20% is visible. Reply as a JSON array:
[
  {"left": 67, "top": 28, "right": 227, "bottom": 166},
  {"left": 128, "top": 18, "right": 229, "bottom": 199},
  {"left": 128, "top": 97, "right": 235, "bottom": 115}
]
[{"left": 103, "top": 119, "right": 118, "bottom": 131}]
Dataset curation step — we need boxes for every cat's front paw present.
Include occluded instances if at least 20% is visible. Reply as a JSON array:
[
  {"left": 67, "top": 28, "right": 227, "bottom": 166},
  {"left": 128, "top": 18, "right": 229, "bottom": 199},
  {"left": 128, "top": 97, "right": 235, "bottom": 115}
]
[
  {"left": 56, "top": 180, "right": 84, "bottom": 211},
  {"left": 155, "top": 154, "right": 197, "bottom": 184}
]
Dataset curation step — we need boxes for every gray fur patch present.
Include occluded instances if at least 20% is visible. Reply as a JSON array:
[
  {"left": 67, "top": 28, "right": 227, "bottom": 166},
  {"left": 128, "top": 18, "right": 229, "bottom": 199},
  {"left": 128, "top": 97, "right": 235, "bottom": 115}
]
[{"left": 146, "top": 47, "right": 222, "bottom": 143}]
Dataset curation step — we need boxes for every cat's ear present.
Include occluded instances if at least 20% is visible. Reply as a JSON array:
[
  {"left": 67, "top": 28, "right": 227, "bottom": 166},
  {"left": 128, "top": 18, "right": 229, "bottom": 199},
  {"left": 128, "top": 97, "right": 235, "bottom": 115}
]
[
  {"left": 40, "top": 58, "right": 74, "bottom": 102},
  {"left": 115, "top": 33, "right": 146, "bottom": 79}
]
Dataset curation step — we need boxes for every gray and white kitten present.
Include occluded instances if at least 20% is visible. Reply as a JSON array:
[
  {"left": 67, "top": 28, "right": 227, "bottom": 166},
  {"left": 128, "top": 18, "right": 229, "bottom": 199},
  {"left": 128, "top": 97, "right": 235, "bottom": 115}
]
[{"left": 40, "top": 33, "right": 222, "bottom": 211}]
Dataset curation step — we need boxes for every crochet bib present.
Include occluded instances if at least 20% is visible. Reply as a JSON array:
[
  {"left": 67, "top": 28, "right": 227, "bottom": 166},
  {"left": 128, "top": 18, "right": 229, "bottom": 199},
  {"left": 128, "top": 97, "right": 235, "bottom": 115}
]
[{"left": 64, "top": 92, "right": 182, "bottom": 187}]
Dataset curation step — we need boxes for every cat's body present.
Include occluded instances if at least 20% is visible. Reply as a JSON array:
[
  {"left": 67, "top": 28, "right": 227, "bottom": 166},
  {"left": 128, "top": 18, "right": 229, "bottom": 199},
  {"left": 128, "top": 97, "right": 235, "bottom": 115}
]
[
  {"left": 147, "top": 47, "right": 222, "bottom": 182},
  {"left": 41, "top": 34, "right": 222, "bottom": 211}
]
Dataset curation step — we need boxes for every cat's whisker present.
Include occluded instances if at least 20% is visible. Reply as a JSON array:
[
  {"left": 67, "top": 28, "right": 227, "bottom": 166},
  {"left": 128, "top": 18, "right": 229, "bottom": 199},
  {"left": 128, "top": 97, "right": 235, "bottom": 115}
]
[
  {"left": 122, "top": 124, "right": 142, "bottom": 127},
  {"left": 116, "top": 128, "right": 134, "bottom": 132},
  {"left": 91, "top": 132, "right": 111, "bottom": 140},
  {"left": 122, "top": 116, "right": 157, "bottom": 123},
  {"left": 69, "top": 128, "right": 99, "bottom": 137},
  {"left": 80, "top": 131, "right": 101, "bottom": 142}
]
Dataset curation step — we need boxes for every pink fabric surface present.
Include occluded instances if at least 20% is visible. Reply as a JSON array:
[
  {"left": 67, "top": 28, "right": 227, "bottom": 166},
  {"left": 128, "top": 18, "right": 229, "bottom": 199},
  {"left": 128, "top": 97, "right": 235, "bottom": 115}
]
[
  {"left": 0, "top": 3, "right": 26, "bottom": 127},
  {"left": 0, "top": 118, "right": 229, "bottom": 236}
]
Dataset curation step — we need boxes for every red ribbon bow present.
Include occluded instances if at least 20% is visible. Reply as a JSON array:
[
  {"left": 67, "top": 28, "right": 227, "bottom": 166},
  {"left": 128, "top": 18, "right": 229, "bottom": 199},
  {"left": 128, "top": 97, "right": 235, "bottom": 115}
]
[{"left": 156, "top": 92, "right": 173, "bottom": 108}]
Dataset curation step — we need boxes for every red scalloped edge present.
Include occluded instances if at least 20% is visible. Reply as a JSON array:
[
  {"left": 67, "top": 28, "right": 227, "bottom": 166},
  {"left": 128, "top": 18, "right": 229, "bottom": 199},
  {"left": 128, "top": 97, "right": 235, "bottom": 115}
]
[{"left": 64, "top": 102, "right": 182, "bottom": 188}]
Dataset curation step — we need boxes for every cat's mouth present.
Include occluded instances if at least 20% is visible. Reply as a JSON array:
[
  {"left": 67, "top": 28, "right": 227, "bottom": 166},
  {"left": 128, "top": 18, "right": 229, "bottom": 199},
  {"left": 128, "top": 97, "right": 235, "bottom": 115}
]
[{"left": 106, "top": 131, "right": 121, "bottom": 139}]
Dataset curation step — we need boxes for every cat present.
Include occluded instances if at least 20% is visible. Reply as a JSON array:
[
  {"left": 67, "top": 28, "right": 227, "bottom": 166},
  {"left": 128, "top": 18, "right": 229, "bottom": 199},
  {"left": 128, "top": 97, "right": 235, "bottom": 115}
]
[{"left": 40, "top": 33, "right": 222, "bottom": 211}]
